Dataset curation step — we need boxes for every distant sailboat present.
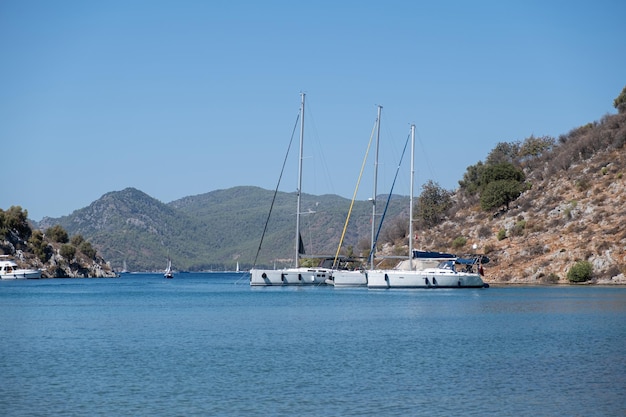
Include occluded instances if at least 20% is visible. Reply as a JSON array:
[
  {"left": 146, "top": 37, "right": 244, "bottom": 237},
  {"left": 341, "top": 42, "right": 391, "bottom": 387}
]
[{"left": 164, "top": 256, "right": 173, "bottom": 279}]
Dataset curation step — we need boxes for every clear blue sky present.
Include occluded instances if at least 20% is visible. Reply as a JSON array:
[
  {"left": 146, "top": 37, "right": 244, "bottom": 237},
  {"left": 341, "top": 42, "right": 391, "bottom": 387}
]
[{"left": 2, "top": 0, "right": 625, "bottom": 221}]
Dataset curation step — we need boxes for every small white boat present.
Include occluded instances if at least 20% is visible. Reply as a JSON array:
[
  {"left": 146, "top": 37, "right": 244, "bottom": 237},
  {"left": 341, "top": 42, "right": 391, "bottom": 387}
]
[
  {"left": 0, "top": 256, "right": 42, "bottom": 280},
  {"left": 164, "top": 257, "right": 173, "bottom": 279}
]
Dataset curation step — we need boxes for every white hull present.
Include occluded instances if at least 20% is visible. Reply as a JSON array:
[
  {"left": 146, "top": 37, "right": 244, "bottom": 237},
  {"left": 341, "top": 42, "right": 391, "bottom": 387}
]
[
  {"left": 0, "top": 269, "right": 41, "bottom": 280},
  {"left": 250, "top": 268, "right": 331, "bottom": 286},
  {"left": 367, "top": 268, "right": 486, "bottom": 288},
  {"left": 330, "top": 270, "right": 368, "bottom": 287}
]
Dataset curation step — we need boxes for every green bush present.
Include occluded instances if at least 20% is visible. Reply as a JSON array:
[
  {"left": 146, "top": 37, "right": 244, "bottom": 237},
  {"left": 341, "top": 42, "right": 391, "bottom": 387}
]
[
  {"left": 567, "top": 260, "right": 593, "bottom": 283},
  {"left": 497, "top": 228, "right": 507, "bottom": 240},
  {"left": 480, "top": 179, "right": 525, "bottom": 211},
  {"left": 0, "top": 206, "right": 31, "bottom": 241},
  {"left": 60, "top": 244, "right": 76, "bottom": 262},
  {"left": 70, "top": 234, "right": 85, "bottom": 246},
  {"left": 28, "top": 230, "right": 51, "bottom": 263},
  {"left": 47, "top": 225, "right": 69, "bottom": 243},
  {"left": 452, "top": 236, "right": 467, "bottom": 249},
  {"left": 512, "top": 220, "right": 526, "bottom": 236},
  {"left": 79, "top": 241, "right": 97, "bottom": 259},
  {"left": 416, "top": 180, "right": 453, "bottom": 228}
]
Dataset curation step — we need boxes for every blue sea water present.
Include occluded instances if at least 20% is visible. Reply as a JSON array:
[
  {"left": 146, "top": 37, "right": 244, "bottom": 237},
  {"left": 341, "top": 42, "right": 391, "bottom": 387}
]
[{"left": 1, "top": 273, "right": 625, "bottom": 417}]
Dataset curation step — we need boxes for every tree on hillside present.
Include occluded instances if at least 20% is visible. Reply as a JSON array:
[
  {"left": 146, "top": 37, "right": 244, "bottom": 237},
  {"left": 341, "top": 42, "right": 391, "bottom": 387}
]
[
  {"left": 480, "top": 179, "right": 525, "bottom": 211},
  {"left": 28, "top": 230, "right": 52, "bottom": 263},
  {"left": 614, "top": 85, "right": 626, "bottom": 113},
  {"left": 46, "top": 225, "right": 69, "bottom": 243},
  {"left": 69, "top": 233, "right": 97, "bottom": 259},
  {"left": 416, "top": 180, "right": 453, "bottom": 228},
  {"left": 519, "top": 135, "right": 555, "bottom": 162},
  {"left": 458, "top": 161, "right": 485, "bottom": 195},
  {"left": 70, "top": 234, "right": 84, "bottom": 246},
  {"left": 79, "top": 241, "right": 97, "bottom": 259},
  {"left": 478, "top": 163, "right": 526, "bottom": 212},
  {"left": 486, "top": 141, "right": 520, "bottom": 166},
  {"left": 0, "top": 206, "right": 31, "bottom": 241},
  {"left": 60, "top": 244, "right": 76, "bottom": 263},
  {"left": 480, "top": 162, "right": 525, "bottom": 185}
]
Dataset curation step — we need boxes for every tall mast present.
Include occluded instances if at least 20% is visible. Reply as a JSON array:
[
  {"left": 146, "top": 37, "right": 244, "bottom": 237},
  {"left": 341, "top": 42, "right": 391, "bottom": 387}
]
[
  {"left": 408, "top": 124, "right": 415, "bottom": 270},
  {"left": 295, "top": 92, "right": 305, "bottom": 268},
  {"left": 370, "top": 105, "right": 382, "bottom": 269}
]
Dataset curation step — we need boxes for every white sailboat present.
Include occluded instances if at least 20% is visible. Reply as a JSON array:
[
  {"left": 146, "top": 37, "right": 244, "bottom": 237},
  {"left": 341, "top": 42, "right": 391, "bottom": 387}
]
[
  {"left": 366, "top": 125, "right": 488, "bottom": 289},
  {"left": 329, "top": 105, "right": 383, "bottom": 287},
  {"left": 249, "top": 93, "right": 332, "bottom": 286},
  {"left": 164, "top": 256, "right": 173, "bottom": 279}
]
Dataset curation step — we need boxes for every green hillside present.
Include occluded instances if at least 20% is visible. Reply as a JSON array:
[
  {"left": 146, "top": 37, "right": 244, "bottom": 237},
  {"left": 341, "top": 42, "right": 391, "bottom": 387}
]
[{"left": 38, "top": 186, "right": 408, "bottom": 272}]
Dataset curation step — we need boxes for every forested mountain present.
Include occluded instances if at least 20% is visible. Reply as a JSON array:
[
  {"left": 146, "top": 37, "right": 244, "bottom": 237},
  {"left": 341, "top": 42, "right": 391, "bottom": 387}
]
[{"left": 37, "top": 187, "right": 409, "bottom": 272}]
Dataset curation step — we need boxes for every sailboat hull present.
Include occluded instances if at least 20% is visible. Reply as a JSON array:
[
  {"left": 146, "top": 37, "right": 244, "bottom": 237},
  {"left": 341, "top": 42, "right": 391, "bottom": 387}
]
[
  {"left": 367, "top": 269, "right": 486, "bottom": 288},
  {"left": 250, "top": 268, "right": 331, "bottom": 286},
  {"left": 330, "top": 270, "right": 368, "bottom": 287}
]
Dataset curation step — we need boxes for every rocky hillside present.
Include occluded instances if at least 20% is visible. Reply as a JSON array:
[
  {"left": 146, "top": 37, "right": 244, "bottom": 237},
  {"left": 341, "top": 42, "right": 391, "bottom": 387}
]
[
  {"left": 379, "top": 110, "right": 626, "bottom": 284},
  {"left": 1, "top": 206, "right": 117, "bottom": 278}
]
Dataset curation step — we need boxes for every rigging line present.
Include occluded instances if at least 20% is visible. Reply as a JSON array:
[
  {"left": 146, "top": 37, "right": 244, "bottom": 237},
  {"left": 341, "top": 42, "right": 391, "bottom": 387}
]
[
  {"left": 251, "top": 112, "right": 301, "bottom": 269},
  {"left": 415, "top": 126, "right": 438, "bottom": 184},
  {"left": 332, "top": 119, "right": 378, "bottom": 269},
  {"left": 304, "top": 99, "right": 335, "bottom": 196},
  {"left": 369, "top": 130, "right": 411, "bottom": 265}
]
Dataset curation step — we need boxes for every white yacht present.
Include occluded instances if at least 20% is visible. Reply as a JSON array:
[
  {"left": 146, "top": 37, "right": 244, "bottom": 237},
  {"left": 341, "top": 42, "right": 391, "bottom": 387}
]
[
  {"left": 366, "top": 125, "right": 488, "bottom": 289},
  {"left": 0, "top": 256, "right": 42, "bottom": 279},
  {"left": 250, "top": 93, "right": 332, "bottom": 286},
  {"left": 367, "top": 251, "right": 488, "bottom": 288}
]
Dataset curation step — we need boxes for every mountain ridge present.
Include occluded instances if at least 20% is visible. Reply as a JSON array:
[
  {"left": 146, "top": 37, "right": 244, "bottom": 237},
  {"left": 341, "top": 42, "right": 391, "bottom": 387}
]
[{"left": 37, "top": 186, "right": 409, "bottom": 272}]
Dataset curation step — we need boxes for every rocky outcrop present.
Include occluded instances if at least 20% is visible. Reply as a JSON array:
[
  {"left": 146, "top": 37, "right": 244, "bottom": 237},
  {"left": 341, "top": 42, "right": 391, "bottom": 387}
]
[{"left": 1, "top": 240, "right": 118, "bottom": 279}]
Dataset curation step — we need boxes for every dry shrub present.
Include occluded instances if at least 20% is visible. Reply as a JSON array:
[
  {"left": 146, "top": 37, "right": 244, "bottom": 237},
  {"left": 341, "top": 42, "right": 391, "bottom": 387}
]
[
  {"left": 478, "top": 225, "right": 491, "bottom": 238},
  {"left": 593, "top": 193, "right": 607, "bottom": 205},
  {"left": 599, "top": 265, "right": 621, "bottom": 280},
  {"left": 528, "top": 243, "right": 547, "bottom": 256},
  {"left": 483, "top": 243, "right": 495, "bottom": 254}
]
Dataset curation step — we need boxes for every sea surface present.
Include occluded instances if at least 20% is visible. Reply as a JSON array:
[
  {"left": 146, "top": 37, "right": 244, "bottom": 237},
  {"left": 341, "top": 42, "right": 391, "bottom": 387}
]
[{"left": 1, "top": 273, "right": 625, "bottom": 417}]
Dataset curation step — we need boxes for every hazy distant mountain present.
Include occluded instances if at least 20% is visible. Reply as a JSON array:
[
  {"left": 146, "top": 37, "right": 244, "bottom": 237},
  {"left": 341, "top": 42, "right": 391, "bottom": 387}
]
[{"left": 38, "top": 186, "right": 409, "bottom": 272}]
